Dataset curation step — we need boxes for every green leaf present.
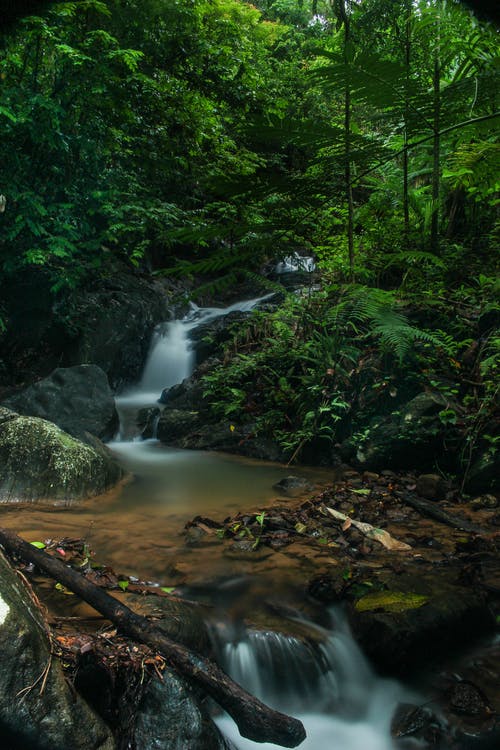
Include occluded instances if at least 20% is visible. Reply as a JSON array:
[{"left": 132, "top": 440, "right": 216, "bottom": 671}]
[
  {"left": 55, "top": 582, "right": 75, "bottom": 595},
  {"left": 351, "top": 488, "right": 371, "bottom": 495},
  {"left": 30, "top": 541, "right": 46, "bottom": 549},
  {"left": 118, "top": 580, "right": 129, "bottom": 591},
  {"left": 160, "top": 586, "right": 175, "bottom": 594}
]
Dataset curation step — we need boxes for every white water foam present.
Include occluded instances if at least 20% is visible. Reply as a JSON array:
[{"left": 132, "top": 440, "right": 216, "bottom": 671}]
[{"left": 215, "top": 611, "right": 415, "bottom": 750}]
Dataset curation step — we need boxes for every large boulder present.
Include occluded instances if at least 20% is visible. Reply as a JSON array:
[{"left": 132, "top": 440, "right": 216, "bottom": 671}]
[
  {"left": 349, "top": 392, "right": 461, "bottom": 472},
  {"left": 0, "top": 407, "right": 122, "bottom": 503},
  {"left": 3, "top": 365, "right": 118, "bottom": 442},
  {"left": 0, "top": 268, "right": 170, "bottom": 391},
  {"left": 463, "top": 449, "right": 499, "bottom": 495},
  {"left": 67, "top": 273, "right": 170, "bottom": 390},
  {"left": 0, "top": 550, "right": 115, "bottom": 750}
]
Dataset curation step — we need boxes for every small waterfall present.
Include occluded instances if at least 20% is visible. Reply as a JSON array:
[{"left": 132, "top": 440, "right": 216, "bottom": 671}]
[
  {"left": 114, "top": 293, "right": 274, "bottom": 437},
  {"left": 214, "top": 610, "right": 414, "bottom": 750},
  {"left": 140, "top": 320, "right": 194, "bottom": 395}
]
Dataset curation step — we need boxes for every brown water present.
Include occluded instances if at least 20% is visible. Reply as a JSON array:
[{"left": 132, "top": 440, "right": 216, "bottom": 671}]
[{"left": 0, "top": 439, "right": 334, "bottom": 582}]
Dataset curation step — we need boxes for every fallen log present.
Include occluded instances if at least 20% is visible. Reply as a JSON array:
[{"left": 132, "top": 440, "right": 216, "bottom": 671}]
[
  {"left": 0, "top": 527, "right": 306, "bottom": 748},
  {"left": 399, "top": 494, "right": 484, "bottom": 533}
]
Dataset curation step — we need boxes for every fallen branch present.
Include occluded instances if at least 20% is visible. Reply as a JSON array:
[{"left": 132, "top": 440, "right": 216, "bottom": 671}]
[
  {"left": 397, "top": 495, "right": 484, "bottom": 533},
  {"left": 0, "top": 527, "right": 306, "bottom": 748}
]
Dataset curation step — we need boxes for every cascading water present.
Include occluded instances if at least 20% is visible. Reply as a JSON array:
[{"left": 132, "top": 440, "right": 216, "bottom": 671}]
[
  {"left": 109, "top": 293, "right": 417, "bottom": 749},
  {"left": 113, "top": 292, "right": 274, "bottom": 439},
  {"left": 214, "top": 610, "right": 416, "bottom": 750}
]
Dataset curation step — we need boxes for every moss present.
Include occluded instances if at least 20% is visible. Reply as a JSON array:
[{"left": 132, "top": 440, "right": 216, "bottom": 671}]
[
  {"left": 0, "top": 414, "right": 121, "bottom": 503},
  {"left": 355, "top": 591, "right": 429, "bottom": 613}
]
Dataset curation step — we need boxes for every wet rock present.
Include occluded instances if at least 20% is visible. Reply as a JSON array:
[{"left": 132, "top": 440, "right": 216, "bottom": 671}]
[
  {"left": 67, "top": 272, "right": 170, "bottom": 390},
  {"left": 447, "top": 680, "right": 493, "bottom": 718},
  {"left": 350, "top": 573, "right": 493, "bottom": 675},
  {"left": 125, "top": 595, "right": 211, "bottom": 655},
  {"left": 3, "top": 364, "right": 118, "bottom": 442},
  {"left": 273, "top": 476, "right": 314, "bottom": 497},
  {"left": 416, "top": 474, "right": 448, "bottom": 501},
  {"left": 470, "top": 494, "right": 498, "bottom": 510},
  {"left": 0, "top": 407, "right": 122, "bottom": 502},
  {"left": 156, "top": 409, "right": 203, "bottom": 445},
  {"left": 392, "top": 703, "right": 444, "bottom": 745},
  {"left": 134, "top": 668, "right": 232, "bottom": 750},
  {"left": 0, "top": 550, "right": 115, "bottom": 750},
  {"left": 464, "top": 450, "right": 499, "bottom": 495},
  {"left": 0, "top": 267, "right": 170, "bottom": 391},
  {"left": 189, "top": 311, "right": 251, "bottom": 365},
  {"left": 351, "top": 392, "right": 461, "bottom": 472}
]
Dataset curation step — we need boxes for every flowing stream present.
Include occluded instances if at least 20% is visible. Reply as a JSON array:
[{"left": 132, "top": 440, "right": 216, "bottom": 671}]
[
  {"left": 2, "top": 293, "right": 417, "bottom": 748},
  {"left": 214, "top": 610, "right": 413, "bottom": 750},
  {"left": 110, "top": 294, "right": 411, "bottom": 749}
]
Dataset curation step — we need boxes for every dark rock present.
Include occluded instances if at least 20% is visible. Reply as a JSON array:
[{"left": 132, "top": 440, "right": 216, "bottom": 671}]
[
  {"left": 416, "top": 474, "right": 448, "bottom": 501},
  {"left": 391, "top": 703, "right": 444, "bottom": 745},
  {"left": 156, "top": 409, "right": 203, "bottom": 445},
  {"left": 0, "top": 550, "right": 115, "bottom": 749},
  {"left": 464, "top": 451, "right": 499, "bottom": 495},
  {"left": 0, "top": 267, "right": 170, "bottom": 390},
  {"left": 67, "top": 273, "right": 170, "bottom": 390},
  {"left": 134, "top": 668, "right": 232, "bottom": 750},
  {"left": 350, "top": 573, "right": 493, "bottom": 676},
  {"left": 3, "top": 365, "right": 118, "bottom": 441},
  {"left": 0, "top": 407, "right": 123, "bottom": 503},
  {"left": 273, "top": 476, "right": 314, "bottom": 497},
  {"left": 352, "top": 392, "right": 461, "bottom": 472},
  {"left": 447, "top": 680, "right": 492, "bottom": 717},
  {"left": 189, "top": 311, "right": 251, "bottom": 365},
  {"left": 176, "top": 421, "right": 287, "bottom": 462}
]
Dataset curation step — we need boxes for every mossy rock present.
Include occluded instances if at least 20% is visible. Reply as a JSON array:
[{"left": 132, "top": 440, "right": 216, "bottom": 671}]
[{"left": 0, "top": 407, "right": 123, "bottom": 503}]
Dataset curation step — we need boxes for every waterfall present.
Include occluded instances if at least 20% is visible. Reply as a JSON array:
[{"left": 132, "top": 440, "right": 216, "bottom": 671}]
[
  {"left": 214, "top": 610, "right": 414, "bottom": 750},
  {"left": 114, "top": 292, "right": 274, "bottom": 435}
]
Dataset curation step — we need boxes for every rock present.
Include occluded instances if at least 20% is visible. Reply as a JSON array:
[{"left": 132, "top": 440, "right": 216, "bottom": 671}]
[
  {"left": 352, "top": 392, "right": 461, "bottom": 472},
  {"left": 273, "top": 476, "right": 313, "bottom": 497},
  {"left": 188, "top": 311, "right": 251, "bottom": 365},
  {"left": 67, "top": 272, "right": 170, "bottom": 390},
  {"left": 156, "top": 409, "right": 203, "bottom": 445},
  {"left": 0, "top": 550, "right": 115, "bottom": 749},
  {"left": 134, "top": 667, "right": 232, "bottom": 750},
  {"left": 464, "top": 450, "right": 499, "bottom": 495},
  {"left": 416, "top": 473, "right": 448, "bottom": 501},
  {"left": 350, "top": 572, "right": 493, "bottom": 675},
  {"left": 125, "top": 595, "right": 211, "bottom": 655},
  {"left": 0, "top": 267, "right": 170, "bottom": 391},
  {"left": 0, "top": 407, "right": 123, "bottom": 502},
  {"left": 391, "top": 703, "right": 444, "bottom": 745},
  {"left": 3, "top": 365, "right": 118, "bottom": 441}
]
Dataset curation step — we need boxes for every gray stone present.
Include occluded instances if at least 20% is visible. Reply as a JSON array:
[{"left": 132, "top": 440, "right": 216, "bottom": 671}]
[
  {"left": 134, "top": 668, "right": 232, "bottom": 750},
  {"left": 273, "top": 476, "right": 313, "bottom": 497},
  {"left": 0, "top": 407, "right": 122, "bottom": 503},
  {"left": 0, "top": 551, "right": 115, "bottom": 750},
  {"left": 416, "top": 473, "right": 447, "bottom": 501},
  {"left": 3, "top": 365, "right": 118, "bottom": 442}
]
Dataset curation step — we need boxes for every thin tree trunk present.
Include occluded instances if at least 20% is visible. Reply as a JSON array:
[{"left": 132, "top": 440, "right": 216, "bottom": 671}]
[
  {"left": 0, "top": 527, "right": 306, "bottom": 749},
  {"left": 403, "top": 2, "right": 411, "bottom": 238},
  {"left": 430, "top": 11, "right": 441, "bottom": 254},
  {"left": 338, "top": 0, "right": 355, "bottom": 281}
]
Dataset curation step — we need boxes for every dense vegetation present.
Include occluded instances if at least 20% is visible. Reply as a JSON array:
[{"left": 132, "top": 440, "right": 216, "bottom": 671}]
[{"left": 0, "top": 0, "right": 498, "bottom": 482}]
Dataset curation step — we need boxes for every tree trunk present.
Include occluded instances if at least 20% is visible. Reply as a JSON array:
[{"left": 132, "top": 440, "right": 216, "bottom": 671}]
[
  {"left": 430, "top": 11, "right": 441, "bottom": 254},
  {"left": 0, "top": 527, "right": 306, "bottom": 749}
]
